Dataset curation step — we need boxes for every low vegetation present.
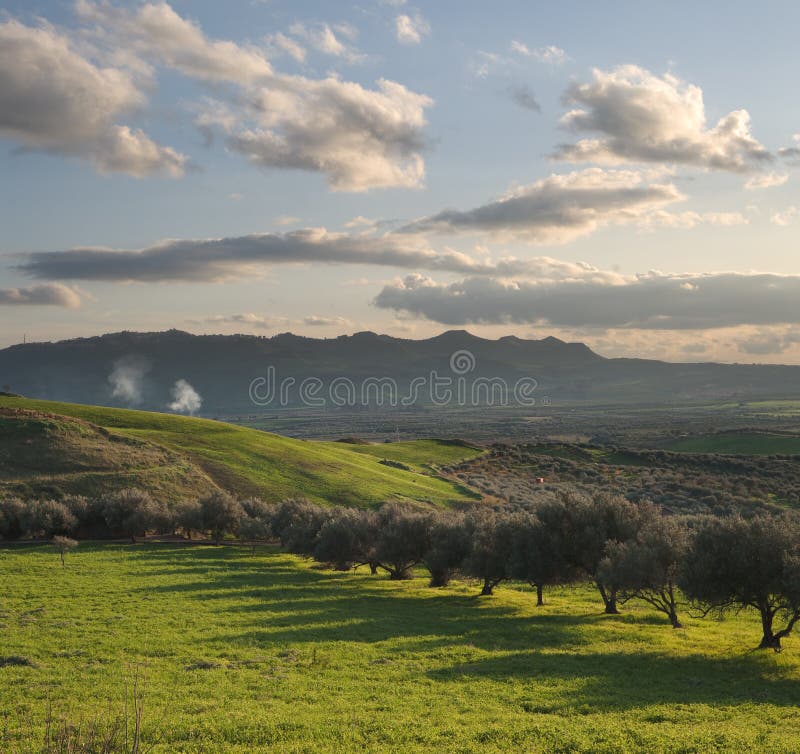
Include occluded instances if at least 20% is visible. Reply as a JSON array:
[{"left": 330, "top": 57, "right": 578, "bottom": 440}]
[{"left": 2, "top": 543, "right": 800, "bottom": 753}]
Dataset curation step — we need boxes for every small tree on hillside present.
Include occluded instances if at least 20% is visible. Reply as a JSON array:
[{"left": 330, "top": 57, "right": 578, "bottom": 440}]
[
  {"left": 52, "top": 535, "right": 78, "bottom": 567},
  {"left": 199, "top": 491, "right": 243, "bottom": 544},
  {"left": 599, "top": 512, "right": 690, "bottom": 628},
  {"left": 680, "top": 513, "right": 800, "bottom": 650},
  {"left": 102, "top": 488, "right": 169, "bottom": 542},
  {"left": 374, "top": 504, "right": 432, "bottom": 580},
  {"left": 423, "top": 511, "right": 470, "bottom": 587}
]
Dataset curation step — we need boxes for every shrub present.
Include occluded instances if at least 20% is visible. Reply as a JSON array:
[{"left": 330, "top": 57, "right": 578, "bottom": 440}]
[
  {"left": 102, "top": 488, "right": 169, "bottom": 542},
  {"left": 22, "top": 500, "right": 77, "bottom": 539},
  {"left": 199, "top": 491, "right": 244, "bottom": 543}
]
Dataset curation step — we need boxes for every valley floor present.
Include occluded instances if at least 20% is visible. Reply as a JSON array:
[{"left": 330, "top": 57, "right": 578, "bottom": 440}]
[{"left": 1, "top": 544, "right": 799, "bottom": 753}]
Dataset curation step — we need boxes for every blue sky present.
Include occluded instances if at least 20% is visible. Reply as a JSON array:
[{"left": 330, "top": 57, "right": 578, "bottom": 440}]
[{"left": 1, "top": 0, "right": 799, "bottom": 362}]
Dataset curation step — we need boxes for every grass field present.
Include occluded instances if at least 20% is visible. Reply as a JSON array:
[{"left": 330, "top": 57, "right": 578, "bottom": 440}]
[
  {"left": 0, "top": 396, "right": 482, "bottom": 506},
  {"left": 661, "top": 432, "right": 800, "bottom": 455},
  {"left": 1, "top": 544, "right": 799, "bottom": 753}
]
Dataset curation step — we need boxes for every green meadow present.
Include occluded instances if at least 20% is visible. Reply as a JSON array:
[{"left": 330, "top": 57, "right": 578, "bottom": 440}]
[
  {"left": 2, "top": 543, "right": 799, "bottom": 753},
  {"left": 0, "top": 396, "right": 481, "bottom": 506}
]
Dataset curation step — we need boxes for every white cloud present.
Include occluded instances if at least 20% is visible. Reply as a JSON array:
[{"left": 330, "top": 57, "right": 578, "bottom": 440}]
[
  {"left": 771, "top": 206, "right": 799, "bottom": 226},
  {"left": 554, "top": 65, "right": 772, "bottom": 173},
  {"left": 288, "top": 22, "right": 364, "bottom": 63},
  {"left": 76, "top": 2, "right": 432, "bottom": 191},
  {"left": 265, "top": 32, "right": 306, "bottom": 63},
  {"left": 638, "top": 210, "right": 748, "bottom": 230},
  {"left": 0, "top": 17, "right": 185, "bottom": 176},
  {"left": 510, "top": 41, "right": 568, "bottom": 65},
  {"left": 395, "top": 13, "right": 430, "bottom": 45},
  {"left": 302, "top": 315, "right": 352, "bottom": 327},
  {"left": 402, "top": 168, "right": 684, "bottom": 243},
  {"left": 0, "top": 283, "right": 82, "bottom": 308},
  {"left": 744, "top": 172, "right": 789, "bottom": 190},
  {"left": 375, "top": 270, "right": 800, "bottom": 330}
]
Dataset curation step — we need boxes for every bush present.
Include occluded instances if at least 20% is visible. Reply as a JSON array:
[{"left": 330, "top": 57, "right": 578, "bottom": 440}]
[
  {"left": 0, "top": 497, "right": 26, "bottom": 540},
  {"left": 374, "top": 504, "right": 432, "bottom": 580},
  {"left": 270, "top": 498, "right": 332, "bottom": 555},
  {"left": 423, "top": 512, "right": 470, "bottom": 587},
  {"left": 314, "top": 508, "right": 379, "bottom": 571}
]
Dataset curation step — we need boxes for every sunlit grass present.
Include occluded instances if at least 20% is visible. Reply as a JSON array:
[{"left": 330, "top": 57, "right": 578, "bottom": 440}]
[{"left": 1, "top": 544, "right": 799, "bottom": 753}]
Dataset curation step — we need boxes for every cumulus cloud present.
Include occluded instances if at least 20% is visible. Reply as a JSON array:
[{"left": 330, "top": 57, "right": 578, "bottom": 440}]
[
  {"left": 395, "top": 13, "right": 430, "bottom": 45},
  {"left": 735, "top": 329, "right": 800, "bottom": 356},
  {"left": 374, "top": 270, "right": 800, "bottom": 330},
  {"left": 0, "top": 17, "right": 185, "bottom": 176},
  {"left": 508, "top": 84, "right": 541, "bottom": 113},
  {"left": 402, "top": 168, "right": 684, "bottom": 243},
  {"left": 0, "top": 283, "right": 82, "bottom": 308},
  {"left": 265, "top": 32, "right": 306, "bottom": 64},
  {"left": 288, "top": 22, "right": 364, "bottom": 62},
  {"left": 771, "top": 206, "right": 799, "bottom": 226},
  {"left": 778, "top": 133, "right": 800, "bottom": 165},
  {"left": 74, "top": 1, "right": 432, "bottom": 191},
  {"left": 744, "top": 172, "right": 789, "bottom": 190},
  {"left": 76, "top": 0, "right": 273, "bottom": 83},
  {"left": 510, "top": 42, "right": 568, "bottom": 65},
  {"left": 553, "top": 66, "right": 772, "bottom": 173}
]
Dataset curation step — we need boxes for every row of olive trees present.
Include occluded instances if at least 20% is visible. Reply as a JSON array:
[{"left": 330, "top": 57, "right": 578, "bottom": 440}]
[
  {"left": 265, "top": 495, "right": 800, "bottom": 651},
  {"left": 3, "top": 489, "right": 800, "bottom": 650},
  {"left": 0, "top": 489, "right": 246, "bottom": 543}
]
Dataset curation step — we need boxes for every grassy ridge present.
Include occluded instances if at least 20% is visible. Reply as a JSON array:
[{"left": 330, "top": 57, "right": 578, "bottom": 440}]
[
  {"left": 1, "top": 544, "right": 799, "bottom": 753},
  {"left": 0, "top": 396, "right": 481, "bottom": 506}
]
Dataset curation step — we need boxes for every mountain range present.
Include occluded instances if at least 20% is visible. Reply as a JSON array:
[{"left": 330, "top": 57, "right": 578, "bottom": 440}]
[{"left": 1, "top": 329, "right": 799, "bottom": 414}]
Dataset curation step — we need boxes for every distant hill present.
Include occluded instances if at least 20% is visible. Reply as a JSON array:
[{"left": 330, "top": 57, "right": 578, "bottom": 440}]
[
  {"left": 0, "top": 396, "right": 481, "bottom": 505},
  {"left": 1, "top": 329, "right": 800, "bottom": 413}
]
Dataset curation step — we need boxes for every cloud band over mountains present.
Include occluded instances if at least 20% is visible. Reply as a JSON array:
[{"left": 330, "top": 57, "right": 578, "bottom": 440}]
[{"left": 374, "top": 272, "right": 800, "bottom": 330}]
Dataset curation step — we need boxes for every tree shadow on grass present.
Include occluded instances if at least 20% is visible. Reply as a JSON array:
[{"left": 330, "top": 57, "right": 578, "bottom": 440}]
[{"left": 427, "top": 649, "right": 800, "bottom": 711}]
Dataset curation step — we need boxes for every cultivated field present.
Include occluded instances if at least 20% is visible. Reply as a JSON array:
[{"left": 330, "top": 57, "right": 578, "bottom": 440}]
[{"left": 1, "top": 543, "right": 799, "bottom": 753}]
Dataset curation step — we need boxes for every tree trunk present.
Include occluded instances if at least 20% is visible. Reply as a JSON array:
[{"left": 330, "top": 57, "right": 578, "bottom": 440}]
[
  {"left": 758, "top": 609, "right": 781, "bottom": 650},
  {"left": 597, "top": 582, "right": 619, "bottom": 614},
  {"left": 60, "top": 551, "right": 65, "bottom": 568},
  {"left": 536, "top": 584, "right": 544, "bottom": 606},
  {"left": 369, "top": 562, "right": 378, "bottom": 575},
  {"left": 668, "top": 610, "right": 683, "bottom": 629},
  {"left": 480, "top": 578, "right": 494, "bottom": 596},
  {"left": 389, "top": 568, "right": 411, "bottom": 580},
  {"left": 429, "top": 569, "right": 449, "bottom": 588}
]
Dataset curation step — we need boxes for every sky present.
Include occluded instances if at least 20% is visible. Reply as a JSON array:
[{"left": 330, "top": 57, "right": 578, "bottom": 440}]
[{"left": 1, "top": 0, "right": 800, "bottom": 362}]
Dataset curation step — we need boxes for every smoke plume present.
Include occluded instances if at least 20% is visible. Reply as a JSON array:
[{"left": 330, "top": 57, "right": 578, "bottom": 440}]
[
  {"left": 108, "top": 356, "right": 150, "bottom": 405},
  {"left": 168, "top": 379, "right": 202, "bottom": 415}
]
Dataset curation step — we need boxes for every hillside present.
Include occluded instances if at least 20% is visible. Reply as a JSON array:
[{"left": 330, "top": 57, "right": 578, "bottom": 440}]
[
  {"left": 6, "top": 328, "right": 800, "bottom": 414},
  {"left": 0, "top": 396, "right": 481, "bottom": 506}
]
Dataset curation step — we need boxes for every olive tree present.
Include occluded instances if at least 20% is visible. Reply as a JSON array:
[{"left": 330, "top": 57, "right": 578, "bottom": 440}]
[
  {"left": 374, "top": 504, "right": 432, "bottom": 580},
  {"left": 314, "top": 508, "right": 379, "bottom": 572},
  {"left": 102, "top": 488, "right": 169, "bottom": 542},
  {"left": 680, "top": 513, "right": 800, "bottom": 650},
  {"left": 510, "top": 503, "right": 578, "bottom": 606},
  {"left": 423, "top": 511, "right": 470, "bottom": 587},
  {"left": 52, "top": 535, "right": 78, "bottom": 567},
  {"left": 199, "top": 491, "right": 243, "bottom": 544},
  {"left": 270, "top": 498, "right": 332, "bottom": 555},
  {"left": 562, "top": 493, "right": 644, "bottom": 614},
  {"left": 462, "top": 509, "right": 521, "bottom": 596},
  {"left": 0, "top": 497, "right": 26, "bottom": 540},
  {"left": 599, "top": 513, "right": 689, "bottom": 628},
  {"left": 22, "top": 499, "right": 77, "bottom": 539}
]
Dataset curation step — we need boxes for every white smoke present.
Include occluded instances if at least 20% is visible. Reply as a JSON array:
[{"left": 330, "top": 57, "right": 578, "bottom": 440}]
[
  {"left": 168, "top": 379, "right": 202, "bottom": 415},
  {"left": 108, "top": 356, "right": 150, "bottom": 405}
]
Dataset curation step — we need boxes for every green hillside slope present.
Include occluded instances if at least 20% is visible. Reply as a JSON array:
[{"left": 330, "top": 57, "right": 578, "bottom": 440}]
[{"left": 0, "top": 397, "right": 481, "bottom": 506}]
